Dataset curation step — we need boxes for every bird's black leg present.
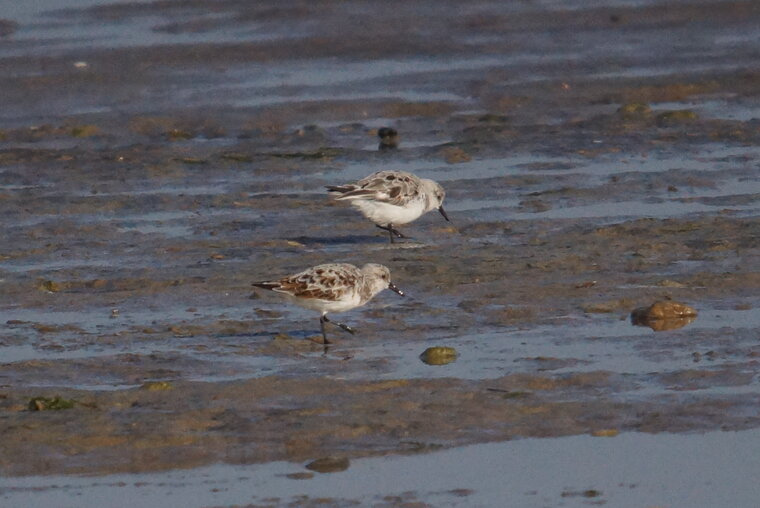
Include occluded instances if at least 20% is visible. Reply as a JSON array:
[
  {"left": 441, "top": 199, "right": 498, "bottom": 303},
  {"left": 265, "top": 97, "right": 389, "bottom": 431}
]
[
  {"left": 335, "top": 321, "right": 356, "bottom": 335},
  {"left": 319, "top": 315, "right": 332, "bottom": 345},
  {"left": 375, "top": 223, "right": 408, "bottom": 243},
  {"left": 375, "top": 224, "right": 395, "bottom": 243},
  {"left": 388, "top": 223, "right": 408, "bottom": 239},
  {"left": 322, "top": 315, "right": 356, "bottom": 335}
]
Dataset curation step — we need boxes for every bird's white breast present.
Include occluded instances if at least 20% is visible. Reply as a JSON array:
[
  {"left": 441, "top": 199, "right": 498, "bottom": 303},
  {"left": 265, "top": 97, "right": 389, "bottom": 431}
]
[
  {"left": 352, "top": 198, "right": 426, "bottom": 226},
  {"left": 283, "top": 289, "right": 363, "bottom": 314}
]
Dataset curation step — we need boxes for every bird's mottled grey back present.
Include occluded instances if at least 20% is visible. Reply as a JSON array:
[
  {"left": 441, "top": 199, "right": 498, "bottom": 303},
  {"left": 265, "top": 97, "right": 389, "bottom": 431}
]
[
  {"left": 257, "top": 263, "right": 361, "bottom": 301},
  {"left": 329, "top": 171, "right": 425, "bottom": 207}
]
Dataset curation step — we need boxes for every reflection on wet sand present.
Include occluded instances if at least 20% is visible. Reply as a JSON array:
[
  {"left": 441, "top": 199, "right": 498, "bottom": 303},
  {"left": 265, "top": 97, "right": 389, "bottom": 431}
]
[{"left": 631, "top": 314, "right": 697, "bottom": 331}]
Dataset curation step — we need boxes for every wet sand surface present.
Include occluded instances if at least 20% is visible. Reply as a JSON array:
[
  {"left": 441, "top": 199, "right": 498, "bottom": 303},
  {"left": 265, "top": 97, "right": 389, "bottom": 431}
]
[{"left": 1, "top": 0, "right": 760, "bottom": 506}]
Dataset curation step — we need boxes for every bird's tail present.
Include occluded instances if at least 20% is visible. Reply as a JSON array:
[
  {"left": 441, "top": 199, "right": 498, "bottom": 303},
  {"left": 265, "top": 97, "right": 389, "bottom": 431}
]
[
  {"left": 326, "top": 185, "right": 373, "bottom": 200},
  {"left": 252, "top": 281, "right": 280, "bottom": 291}
]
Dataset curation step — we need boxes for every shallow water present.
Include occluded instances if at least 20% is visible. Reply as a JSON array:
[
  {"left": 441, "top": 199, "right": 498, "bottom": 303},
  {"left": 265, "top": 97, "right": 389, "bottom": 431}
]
[
  {"left": 3, "top": 299, "right": 757, "bottom": 394},
  {"left": 2, "top": 428, "right": 759, "bottom": 508}
]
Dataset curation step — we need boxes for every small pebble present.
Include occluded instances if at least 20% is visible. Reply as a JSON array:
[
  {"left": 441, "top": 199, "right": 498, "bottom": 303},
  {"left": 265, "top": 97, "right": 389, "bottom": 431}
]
[
  {"left": 420, "top": 346, "right": 458, "bottom": 366},
  {"left": 305, "top": 456, "right": 350, "bottom": 473}
]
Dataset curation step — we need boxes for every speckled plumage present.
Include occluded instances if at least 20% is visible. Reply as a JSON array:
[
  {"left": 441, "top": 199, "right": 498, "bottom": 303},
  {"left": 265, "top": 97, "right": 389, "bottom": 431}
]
[
  {"left": 252, "top": 263, "right": 404, "bottom": 343},
  {"left": 327, "top": 170, "right": 449, "bottom": 242}
]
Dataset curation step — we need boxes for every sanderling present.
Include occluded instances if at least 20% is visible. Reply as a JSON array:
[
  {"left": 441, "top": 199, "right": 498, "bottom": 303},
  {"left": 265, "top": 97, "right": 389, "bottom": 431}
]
[
  {"left": 326, "top": 170, "right": 450, "bottom": 243},
  {"left": 252, "top": 263, "right": 404, "bottom": 344}
]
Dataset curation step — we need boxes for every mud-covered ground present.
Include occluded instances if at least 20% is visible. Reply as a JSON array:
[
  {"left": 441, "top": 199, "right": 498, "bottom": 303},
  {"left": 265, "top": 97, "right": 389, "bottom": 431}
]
[{"left": 1, "top": 0, "right": 760, "bottom": 505}]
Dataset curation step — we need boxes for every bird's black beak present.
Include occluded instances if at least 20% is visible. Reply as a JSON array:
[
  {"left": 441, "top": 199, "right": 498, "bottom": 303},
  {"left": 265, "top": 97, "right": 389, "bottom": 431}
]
[
  {"left": 438, "top": 205, "right": 450, "bottom": 222},
  {"left": 388, "top": 282, "right": 405, "bottom": 297}
]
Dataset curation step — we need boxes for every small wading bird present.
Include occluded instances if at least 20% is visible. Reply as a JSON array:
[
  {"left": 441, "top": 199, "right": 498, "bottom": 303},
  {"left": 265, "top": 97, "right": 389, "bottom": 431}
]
[
  {"left": 252, "top": 263, "right": 404, "bottom": 344},
  {"left": 326, "top": 170, "right": 450, "bottom": 243}
]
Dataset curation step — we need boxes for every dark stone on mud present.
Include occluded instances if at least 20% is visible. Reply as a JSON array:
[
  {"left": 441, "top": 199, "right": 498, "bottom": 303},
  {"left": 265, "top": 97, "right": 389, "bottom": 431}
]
[
  {"left": 305, "top": 456, "right": 350, "bottom": 473},
  {"left": 378, "top": 127, "right": 399, "bottom": 149},
  {"left": 631, "top": 301, "right": 698, "bottom": 331},
  {"left": 631, "top": 301, "right": 697, "bottom": 320},
  {"left": 0, "top": 19, "right": 17, "bottom": 38}
]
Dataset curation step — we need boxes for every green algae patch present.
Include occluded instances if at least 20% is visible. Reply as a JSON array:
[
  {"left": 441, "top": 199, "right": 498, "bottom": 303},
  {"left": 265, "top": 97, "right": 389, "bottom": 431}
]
[
  {"left": 440, "top": 146, "right": 472, "bottom": 164},
  {"left": 501, "top": 391, "right": 530, "bottom": 399},
  {"left": 220, "top": 152, "right": 253, "bottom": 162},
  {"left": 264, "top": 147, "right": 343, "bottom": 160},
  {"left": 70, "top": 125, "right": 99, "bottom": 137},
  {"left": 167, "top": 128, "right": 194, "bottom": 140},
  {"left": 140, "top": 381, "right": 174, "bottom": 391},
  {"left": 617, "top": 103, "right": 651, "bottom": 119},
  {"left": 478, "top": 113, "right": 510, "bottom": 123},
  {"left": 622, "top": 81, "right": 719, "bottom": 103},
  {"left": 36, "top": 279, "right": 64, "bottom": 293},
  {"left": 656, "top": 109, "right": 698, "bottom": 126},
  {"left": 173, "top": 156, "right": 207, "bottom": 164},
  {"left": 28, "top": 396, "right": 76, "bottom": 411},
  {"left": 420, "top": 346, "right": 458, "bottom": 366}
]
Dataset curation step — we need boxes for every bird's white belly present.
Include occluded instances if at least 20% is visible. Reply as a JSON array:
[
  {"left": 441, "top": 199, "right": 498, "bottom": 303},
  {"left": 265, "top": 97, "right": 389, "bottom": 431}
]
[
  {"left": 285, "top": 291, "right": 363, "bottom": 314},
  {"left": 352, "top": 199, "right": 426, "bottom": 226}
]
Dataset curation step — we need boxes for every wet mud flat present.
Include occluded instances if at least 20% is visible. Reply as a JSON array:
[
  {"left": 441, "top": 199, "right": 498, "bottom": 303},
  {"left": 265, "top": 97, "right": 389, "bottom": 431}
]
[{"left": 1, "top": 0, "right": 760, "bottom": 505}]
